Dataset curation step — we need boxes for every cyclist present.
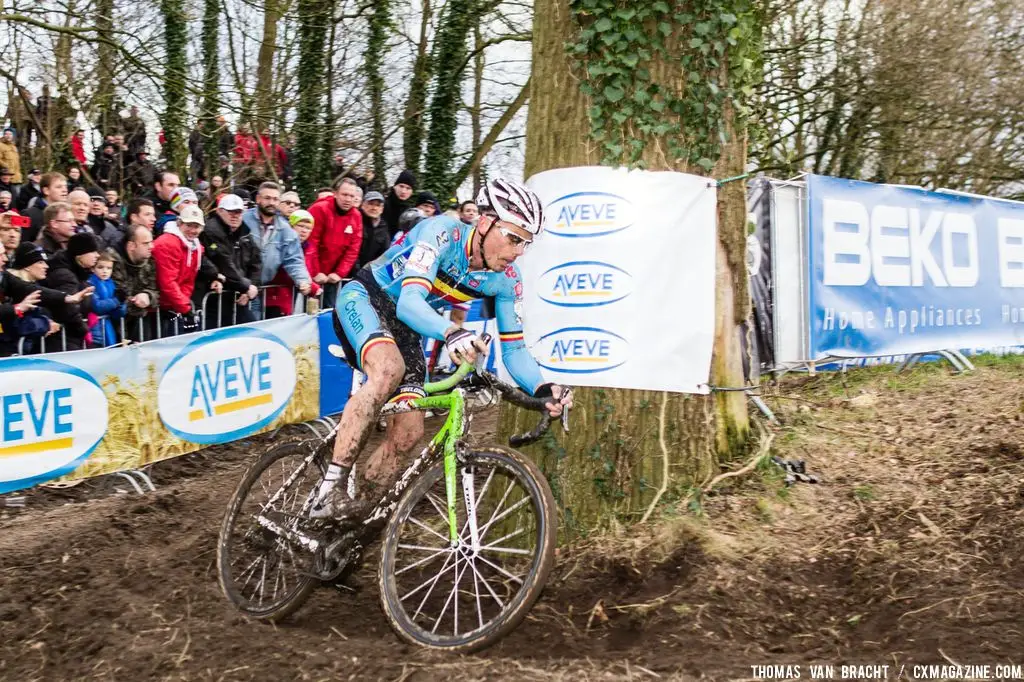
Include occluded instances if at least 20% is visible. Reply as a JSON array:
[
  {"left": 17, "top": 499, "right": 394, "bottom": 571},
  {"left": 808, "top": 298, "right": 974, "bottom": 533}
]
[{"left": 312, "top": 177, "right": 573, "bottom": 519}]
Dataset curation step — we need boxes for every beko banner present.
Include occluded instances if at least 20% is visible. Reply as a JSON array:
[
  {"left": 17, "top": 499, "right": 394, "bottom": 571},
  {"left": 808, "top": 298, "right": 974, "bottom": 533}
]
[
  {"left": 523, "top": 166, "right": 717, "bottom": 393},
  {"left": 808, "top": 174, "right": 1024, "bottom": 358}
]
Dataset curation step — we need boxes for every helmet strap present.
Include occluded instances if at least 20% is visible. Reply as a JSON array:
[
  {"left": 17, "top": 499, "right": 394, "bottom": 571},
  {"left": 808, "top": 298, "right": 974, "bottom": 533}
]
[{"left": 475, "top": 217, "right": 497, "bottom": 271}]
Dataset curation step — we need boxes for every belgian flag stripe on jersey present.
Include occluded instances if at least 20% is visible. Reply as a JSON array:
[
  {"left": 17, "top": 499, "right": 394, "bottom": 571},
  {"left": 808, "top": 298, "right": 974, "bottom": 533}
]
[{"left": 430, "top": 269, "right": 482, "bottom": 304}]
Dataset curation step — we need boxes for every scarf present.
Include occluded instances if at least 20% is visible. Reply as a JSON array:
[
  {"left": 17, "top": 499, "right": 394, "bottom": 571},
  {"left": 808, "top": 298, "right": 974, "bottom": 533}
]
[{"left": 161, "top": 220, "right": 202, "bottom": 271}]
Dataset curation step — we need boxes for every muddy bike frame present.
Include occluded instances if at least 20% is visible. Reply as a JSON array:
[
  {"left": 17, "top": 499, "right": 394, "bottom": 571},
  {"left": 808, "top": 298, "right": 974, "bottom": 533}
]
[{"left": 253, "top": 360, "right": 554, "bottom": 564}]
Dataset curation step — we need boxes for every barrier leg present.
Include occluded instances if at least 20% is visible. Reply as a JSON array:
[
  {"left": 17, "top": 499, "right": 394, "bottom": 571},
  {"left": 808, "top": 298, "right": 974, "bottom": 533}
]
[
  {"left": 128, "top": 469, "right": 156, "bottom": 492},
  {"left": 749, "top": 395, "right": 779, "bottom": 424},
  {"left": 113, "top": 472, "right": 145, "bottom": 495}
]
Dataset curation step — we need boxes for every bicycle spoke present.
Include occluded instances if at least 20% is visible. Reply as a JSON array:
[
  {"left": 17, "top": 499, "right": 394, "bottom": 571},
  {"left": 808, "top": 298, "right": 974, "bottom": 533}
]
[
  {"left": 478, "top": 544, "right": 532, "bottom": 556},
  {"left": 425, "top": 492, "right": 450, "bottom": 524},
  {"left": 395, "top": 546, "right": 452, "bottom": 576},
  {"left": 466, "top": 557, "right": 506, "bottom": 609},
  {"left": 402, "top": 549, "right": 455, "bottom": 604},
  {"left": 479, "top": 496, "right": 530, "bottom": 541},
  {"left": 475, "top": 467, "right": 496, "bottom": 510},
  {"left": 471, "top": 562, "right": 484, "bottom": 630},
  {"left": 412, "top": 554, "right": 459, "bottom": 621},
  {"left": 433, "top": 556, "right": 465, "bottom": 635},
  {"left": 475, "top": 553, "right": 524, "bottom": 585},
  {"left": 408, "top": 515, "right": 449, "bottom": 543}
]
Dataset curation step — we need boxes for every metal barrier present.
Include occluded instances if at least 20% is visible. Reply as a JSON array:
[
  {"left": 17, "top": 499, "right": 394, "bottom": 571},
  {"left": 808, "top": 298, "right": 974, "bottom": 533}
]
[{"left": 11, "top": 283, "right": 329, "bottom": 357}]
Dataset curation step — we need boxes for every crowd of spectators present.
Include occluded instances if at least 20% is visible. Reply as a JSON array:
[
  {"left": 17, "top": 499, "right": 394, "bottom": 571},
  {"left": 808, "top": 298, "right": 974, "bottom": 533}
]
[{"left": 0, "top": 155, "right": 483, "bottom": 357}]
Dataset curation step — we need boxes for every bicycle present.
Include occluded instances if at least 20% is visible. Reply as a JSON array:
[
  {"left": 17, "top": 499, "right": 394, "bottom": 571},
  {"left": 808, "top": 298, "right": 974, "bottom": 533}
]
[{"left": 216, "top": 345, "right": 570, "bottom": 653}]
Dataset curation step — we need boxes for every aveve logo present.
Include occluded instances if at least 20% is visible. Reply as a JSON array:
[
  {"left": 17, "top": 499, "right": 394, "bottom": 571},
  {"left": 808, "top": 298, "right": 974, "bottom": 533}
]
[
  {"left": 537, "top": 327, "right": 628, "bottom": 374},
  {"left": 0, "top": 358, "right": 108, "bottom": 493},
  {"left": 539, "top": 261, "right": 633, "bottom": 307},
  {"left": 546, "top": 191, "right": 635, "bottom": 238},
  {"left": 159, "top": 327, "right": 296, "bottom": 444}
]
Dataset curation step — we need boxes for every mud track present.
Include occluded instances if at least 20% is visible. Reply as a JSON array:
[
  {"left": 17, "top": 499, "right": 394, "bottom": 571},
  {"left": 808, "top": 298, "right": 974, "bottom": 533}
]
[{"left": 1, "top": 362, "right": 1022, "bottom": 681}]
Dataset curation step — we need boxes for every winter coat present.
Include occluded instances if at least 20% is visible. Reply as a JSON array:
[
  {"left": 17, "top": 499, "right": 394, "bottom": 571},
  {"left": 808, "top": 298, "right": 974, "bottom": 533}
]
[
  {"left": 152, "top": 221, "right": 205, "bottom": 314},
  {"left": 109, "top": 241, "right": 159, "bottom": 316},
  {"left": 200, "top": 213, "right": 262, "bottom": 294},
  {"left": 126, "top": 160, "right": 156, "bottom": 196},
  {"left": 264, "top": 239, "right": 322, "bottom": 316},
  {"left": 306, "top": 196, "right": 363, "bottom": 278},
  {"left": 91, "top": 152, "right": 117, "bottom": 189},
  {"left": 86, "top": 273, "right": 126, "bottom": 347},
  {"left": 15, "top": 181, "right": 39, "bottom": 211},
  {"left": 382, "top": 188, "right": 413, "bottom": 239},
  {"left": 0, "top": 270, "right": 67, "bottom": 355},
  {"left": 70, "top": 135, "right": 86, "bottom": 165},
  {"left": 34, "top": 229, "right": 66, "bottom": 256},
  {"left": 0, "top": 139, "right": 22, "bottom": 182},
  {"left": 89, "top": 213, "right": 124, "bottom": 250},
  {"left": 123, "top": 116, "right": 146, "bottom": 156},
  {"left": 0, "top": 308, "right": 52, "bottom": 357},
  {"left": 241, "top": 208, "right": 312, "bottom": 289},
  {"left": 356, "top": 210, "right": 390, "bottom": 275},
  {"left": 39, "top": 250, "right": 94, "bottom": 350},
  {"left": 25, "top": 198, "right": 49, "bottom": 243}
]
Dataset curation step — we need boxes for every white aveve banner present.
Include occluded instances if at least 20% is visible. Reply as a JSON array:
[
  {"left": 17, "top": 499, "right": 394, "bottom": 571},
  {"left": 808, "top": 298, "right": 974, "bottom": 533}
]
[{"left": 520, "top": 166, "right": 717, "bottom": 394}]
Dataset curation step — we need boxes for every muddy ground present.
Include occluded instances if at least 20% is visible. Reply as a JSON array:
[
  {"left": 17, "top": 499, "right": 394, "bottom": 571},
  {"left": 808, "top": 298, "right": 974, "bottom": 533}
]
[{"left": 1, "top": 358, "right": 1023, "bottom": 681}]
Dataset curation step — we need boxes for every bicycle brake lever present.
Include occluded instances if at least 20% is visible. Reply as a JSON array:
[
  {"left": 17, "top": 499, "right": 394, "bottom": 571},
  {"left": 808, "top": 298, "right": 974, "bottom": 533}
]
[{"left": 561, "top": 407, "right": 570, "bottom": 433}]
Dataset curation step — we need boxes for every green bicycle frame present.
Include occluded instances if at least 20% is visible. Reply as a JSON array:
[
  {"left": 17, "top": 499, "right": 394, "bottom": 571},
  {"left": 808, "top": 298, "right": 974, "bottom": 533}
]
[{"left": 406, "top": 363, "right": 476, "bottom": 546}]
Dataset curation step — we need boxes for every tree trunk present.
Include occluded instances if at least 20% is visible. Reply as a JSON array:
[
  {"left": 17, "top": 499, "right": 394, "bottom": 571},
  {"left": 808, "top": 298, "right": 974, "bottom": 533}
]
[
  {"left": 321, "top": 0, "right": 338, "bottom": 181},
  {"left": 365, "top": 0, "right": 390, "bottom": 186},
  {"left": 470, "top": 24, "right": 485, "bottom": 196},
  {"left": 499, "top": 0, "right": 758, "bottom": 532},
  {"left": 254, "top": 0, "right": 283, "bottom": 134},
  {"left": 293, "top": 0, "right": 329, "bottom": 200},
  {"left": 402, "top": 0, "right": 431, "bottom": 177},
  {"left": 161, "top": 0, "right": 188, "bottom": 174},
  {"left": 424, "top": 0, "right": 477, "bottom": 197},
  {"left": 200, "top": 0, "right": 221, "bottom": 181},
  {"left": 94, "top": 0, "right": 117, "bottom": 135}
]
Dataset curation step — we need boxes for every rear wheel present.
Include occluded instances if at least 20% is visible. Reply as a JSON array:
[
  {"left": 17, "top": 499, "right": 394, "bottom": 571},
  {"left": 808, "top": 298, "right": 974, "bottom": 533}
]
[
  {"left": 378, "top": 445, "right": 558, "bottom": 653},
  {"left": 217, "top": 438, "right": 325, "bottom": 621}
]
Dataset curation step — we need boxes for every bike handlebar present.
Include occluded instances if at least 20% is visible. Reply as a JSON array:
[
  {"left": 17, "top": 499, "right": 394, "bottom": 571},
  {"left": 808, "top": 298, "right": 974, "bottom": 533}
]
[{"left": 466, "top": 333, "right": 571, "bottom": 448}]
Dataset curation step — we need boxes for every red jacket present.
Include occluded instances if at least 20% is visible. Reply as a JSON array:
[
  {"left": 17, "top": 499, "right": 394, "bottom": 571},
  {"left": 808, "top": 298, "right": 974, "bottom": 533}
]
[
  {"left": 234, "top": 133, "right": 257, "bottom": 166},
  {"left": 307, "top": 196, "right": 363, "bottom": 278},
  {"left": 70, "top": 135, "right": 86, "bottom": 165},
  {"left": 264, "top": 240, "right": 322, "bottom": 315},
  {"left": 152, "top": 227, "right": 204, "bottom": 314}
]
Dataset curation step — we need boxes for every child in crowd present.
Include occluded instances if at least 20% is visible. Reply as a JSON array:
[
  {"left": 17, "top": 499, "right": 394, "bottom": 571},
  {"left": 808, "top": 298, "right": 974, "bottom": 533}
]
[
  {"left": 264, "top": 209, "right": 321, "bottom": 318},
  {"left": 87, "top": 252, "right": 127, "bottom": 347}
]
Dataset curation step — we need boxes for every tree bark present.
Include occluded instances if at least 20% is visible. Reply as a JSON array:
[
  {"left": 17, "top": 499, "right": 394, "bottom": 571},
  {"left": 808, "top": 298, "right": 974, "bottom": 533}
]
[
  {"left": 365, "top": 0, "right": 390, "bottom": 185},
  {"left": 402, "top": 0, "right": 431, "bottom": 177},
  {"left": 470, "top": 24, "right": 485, "bottom": 196},
  {"left": 199, "top": 0, "right": 221, "bottom": 181},
  {"left": 94, "top": 0, "right": 116, "bottom": 135},
  {"left": 293, "top": 0, "right": 330, "bottom": 200},
  {"left": 499, "top": 0, "right": 754, "bottom": 533},
  {"left": 161, "top": 0, "right": 188, "bottom": 174},
  {"left": 255, "top": 0, "right": 284, "bottom": 133}
]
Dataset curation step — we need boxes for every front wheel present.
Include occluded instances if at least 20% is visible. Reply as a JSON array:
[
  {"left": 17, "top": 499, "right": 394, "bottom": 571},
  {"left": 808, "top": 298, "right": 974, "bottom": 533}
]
[
  {"left": 378, "top": 445, "right": 558, "bottom": 653},
  {"left": 217, "top": 438, "right": 325, "bottom": 621}
]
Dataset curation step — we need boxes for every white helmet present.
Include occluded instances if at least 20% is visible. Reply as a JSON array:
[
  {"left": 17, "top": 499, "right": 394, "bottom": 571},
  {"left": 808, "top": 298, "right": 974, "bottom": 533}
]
[{"left": 476, "top": 177, "right": 544, "bottom": 235}]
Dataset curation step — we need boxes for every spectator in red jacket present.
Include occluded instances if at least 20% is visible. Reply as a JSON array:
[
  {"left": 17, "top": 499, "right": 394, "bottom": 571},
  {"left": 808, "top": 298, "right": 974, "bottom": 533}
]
[
  {"left": 307, "top": 176, "right": 362, "bottom": 307},
  {"left": 70, "top": 129, "right": 87, "bottom": 166},
  {"left": 152, "top": 204, "right": 215, "bottom": 335}
]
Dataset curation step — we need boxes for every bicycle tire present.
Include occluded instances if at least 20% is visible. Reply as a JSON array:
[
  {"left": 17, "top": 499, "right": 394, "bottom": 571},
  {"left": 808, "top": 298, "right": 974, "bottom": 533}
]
[
  {"left": 217, "top": 438, "right": 325, "bottom": 621},
  {"left": 377, "top": 445, "right": 557, "bottom": 653}
]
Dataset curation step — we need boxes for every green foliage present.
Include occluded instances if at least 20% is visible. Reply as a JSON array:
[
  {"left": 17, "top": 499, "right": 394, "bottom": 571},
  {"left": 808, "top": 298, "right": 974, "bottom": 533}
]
[
  {"left": 365, "top": 0, "right": 392, "bottom": 185},
  {"left": 565, "top": 0, "right": 762, "bottom": 169},
  {"left": 424, "top": 0, "right": 480, "bottom": 197},
  {"left": 161, "top": 0, "right": 188, "bottom": 174},
  {"left": 294, "top": 0, "right": 330, "bottom": 201}
]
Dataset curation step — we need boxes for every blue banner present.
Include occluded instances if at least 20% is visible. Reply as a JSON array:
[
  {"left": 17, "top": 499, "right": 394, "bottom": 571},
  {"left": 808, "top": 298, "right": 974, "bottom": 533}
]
[{"left": 808, "top": 175, "right": 1024, "bottom": 358}]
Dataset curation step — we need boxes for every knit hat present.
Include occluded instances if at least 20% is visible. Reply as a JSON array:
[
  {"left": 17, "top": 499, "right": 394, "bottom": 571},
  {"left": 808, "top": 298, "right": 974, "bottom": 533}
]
[
  {"left": 289, "top": 209, "right": 314, "bottom": 227},
  {"left": 395, "top": 169, "right": 417, "bottom": 189},
  {"left": 67, "top": 232, "right": 100, "bottom": 257},
  {"left": 170, "top": 187, "right": 198, "bottom": 212},
  {"left": 12, "top": 242, "right": 47, "bottom": 269}
]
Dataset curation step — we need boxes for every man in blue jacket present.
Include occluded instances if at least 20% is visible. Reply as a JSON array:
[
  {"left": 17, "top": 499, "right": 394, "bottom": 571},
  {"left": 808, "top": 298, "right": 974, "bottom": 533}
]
[{"left": 241, "top": 181, "right": 312, "bottom": 319}]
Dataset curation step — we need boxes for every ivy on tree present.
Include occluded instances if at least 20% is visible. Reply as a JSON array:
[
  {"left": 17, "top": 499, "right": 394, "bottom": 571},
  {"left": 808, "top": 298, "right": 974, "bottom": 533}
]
[{"left": 565, "top": 0, "right": 761, "bottom": 171}]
